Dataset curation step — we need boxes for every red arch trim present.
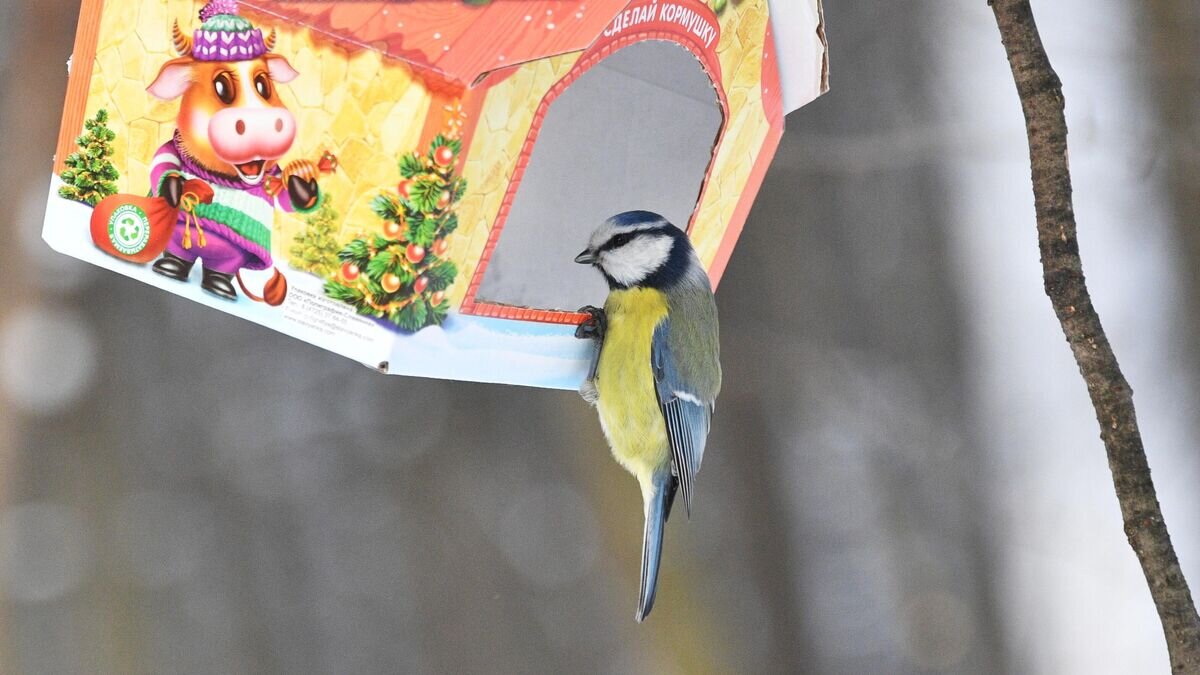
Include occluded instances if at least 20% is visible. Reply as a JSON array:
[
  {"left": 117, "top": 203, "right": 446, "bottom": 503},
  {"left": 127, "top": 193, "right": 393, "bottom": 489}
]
[{"left": 461, "top": 16, "right": 730, "bottom": 325}]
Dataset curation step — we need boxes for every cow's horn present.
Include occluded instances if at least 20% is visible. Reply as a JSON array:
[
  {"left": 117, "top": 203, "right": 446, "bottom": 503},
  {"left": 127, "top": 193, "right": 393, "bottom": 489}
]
[
  {"left": 171, "top": 19, "right": 192, "bottom": 56},
  {"left": 264, "top": 27, "right": 277, "bottom": 51}
]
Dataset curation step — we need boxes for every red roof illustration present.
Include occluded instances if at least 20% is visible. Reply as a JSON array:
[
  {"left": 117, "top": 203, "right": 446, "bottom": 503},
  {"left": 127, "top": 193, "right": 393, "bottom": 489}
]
[{"left": 242, "top": 0, "right": 634, "bottom": 87}]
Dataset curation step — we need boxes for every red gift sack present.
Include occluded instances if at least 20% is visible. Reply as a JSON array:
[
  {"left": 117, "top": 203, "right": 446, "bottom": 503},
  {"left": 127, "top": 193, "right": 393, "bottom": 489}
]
[{"left": 89, "top": 179, "right": 213, "bottom": 264}]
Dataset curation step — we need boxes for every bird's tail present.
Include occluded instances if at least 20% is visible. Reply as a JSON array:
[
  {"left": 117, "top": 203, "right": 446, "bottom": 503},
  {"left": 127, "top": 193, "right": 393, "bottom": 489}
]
[{"left": 636, "top": 473, "right": 676, "bottom": 623}]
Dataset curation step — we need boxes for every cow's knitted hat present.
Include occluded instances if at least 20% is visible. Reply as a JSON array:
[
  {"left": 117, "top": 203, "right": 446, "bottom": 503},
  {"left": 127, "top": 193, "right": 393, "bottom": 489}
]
[{"left": 192, "top": 1, "right": 269, "bottom": 62}]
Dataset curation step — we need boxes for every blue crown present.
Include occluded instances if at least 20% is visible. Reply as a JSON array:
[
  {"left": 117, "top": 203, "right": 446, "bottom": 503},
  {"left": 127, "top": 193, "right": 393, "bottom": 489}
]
[{"left": 608, "top": 210, "right": 669, "bottom": 228}]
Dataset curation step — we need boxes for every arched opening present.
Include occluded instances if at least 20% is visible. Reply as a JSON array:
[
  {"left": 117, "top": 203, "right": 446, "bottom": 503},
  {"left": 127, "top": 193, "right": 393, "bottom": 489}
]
[{"left": 470, "top": 39, "right": 725, "bottom": 316}]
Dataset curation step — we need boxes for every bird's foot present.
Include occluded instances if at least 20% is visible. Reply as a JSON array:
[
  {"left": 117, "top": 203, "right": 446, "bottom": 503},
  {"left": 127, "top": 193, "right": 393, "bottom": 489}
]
[
  {"left": 578, "top": 379, "right": 599, "bottom": 406},
  {"left": 575, "top": 305, "right": 606, "bottom": 340}
]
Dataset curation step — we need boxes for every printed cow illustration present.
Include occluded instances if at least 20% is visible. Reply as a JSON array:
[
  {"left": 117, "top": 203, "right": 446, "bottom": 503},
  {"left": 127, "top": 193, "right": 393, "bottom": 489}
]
[{"left": 146, "top": 0, "right": 320, "bottom": 300}]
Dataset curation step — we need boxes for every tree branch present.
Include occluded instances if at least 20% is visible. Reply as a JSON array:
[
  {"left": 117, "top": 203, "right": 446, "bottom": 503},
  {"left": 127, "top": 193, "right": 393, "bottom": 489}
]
[{"left": 989, "top": 1, "right": 1200, "bottom": 671}]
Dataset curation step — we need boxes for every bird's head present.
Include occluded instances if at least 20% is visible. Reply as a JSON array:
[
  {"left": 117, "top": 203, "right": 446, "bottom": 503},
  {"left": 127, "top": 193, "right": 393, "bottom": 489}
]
[{"left": 575, "top": 211, "right": 697, "bottom": 290}]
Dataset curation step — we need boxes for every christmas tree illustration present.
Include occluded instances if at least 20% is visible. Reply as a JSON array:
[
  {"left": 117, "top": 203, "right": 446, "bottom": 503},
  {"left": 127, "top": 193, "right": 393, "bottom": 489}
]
[
  {"left": 59, "top": 108, "right": 119, "bottom": 206},
  {"left": 325, "top": 135, "right": 464, "bottom": 332},
  {"left": 289, "top": 194, "right": 342, "bottom": 278}
]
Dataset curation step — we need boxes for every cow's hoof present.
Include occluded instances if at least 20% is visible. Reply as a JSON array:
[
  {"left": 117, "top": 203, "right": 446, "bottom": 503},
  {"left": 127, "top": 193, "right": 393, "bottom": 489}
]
[
  {"left": 159, "top": 173, "right": 185, "bottom": 209},
  {"left": 288, "top": 176, "right": 319, "bottom": 211},
  {"left": 152, "top": 253, "right": 194, "bottom": 281},
  {"left": 201, "top": 269, "right": 238, "bottom": 301}
]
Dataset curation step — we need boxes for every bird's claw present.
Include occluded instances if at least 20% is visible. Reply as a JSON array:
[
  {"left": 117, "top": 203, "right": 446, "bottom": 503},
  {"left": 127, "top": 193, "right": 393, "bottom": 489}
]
[
  {"left": 579, "top": 379, "right": 599, "bottom": 406},
  {"left": 575, "top": 305, "right": 606, "bottom": 340}
]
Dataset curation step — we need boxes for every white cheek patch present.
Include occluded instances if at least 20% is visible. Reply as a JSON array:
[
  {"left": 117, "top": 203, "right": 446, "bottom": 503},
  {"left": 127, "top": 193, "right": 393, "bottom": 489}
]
[{"left": 601, "top": 235, "right": 673, "bottom": 286}]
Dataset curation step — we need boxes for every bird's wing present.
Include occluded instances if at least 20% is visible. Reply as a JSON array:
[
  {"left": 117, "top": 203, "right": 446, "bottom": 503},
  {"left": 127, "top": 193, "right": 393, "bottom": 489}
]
[{"left": 652, "top": 318, "right": 715, "bottom": 518}]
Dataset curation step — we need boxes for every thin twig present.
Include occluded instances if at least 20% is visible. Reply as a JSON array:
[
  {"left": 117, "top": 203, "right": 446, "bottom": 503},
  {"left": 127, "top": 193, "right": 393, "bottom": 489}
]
[{"left": 989, "top": 1, "right": 1200, "bottom": 671}]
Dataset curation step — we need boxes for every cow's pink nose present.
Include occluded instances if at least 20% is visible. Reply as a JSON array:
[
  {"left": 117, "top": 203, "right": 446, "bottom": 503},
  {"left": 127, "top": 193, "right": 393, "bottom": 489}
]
[{"left": 208, "top": 107, "right": 297, "bottom": 163}]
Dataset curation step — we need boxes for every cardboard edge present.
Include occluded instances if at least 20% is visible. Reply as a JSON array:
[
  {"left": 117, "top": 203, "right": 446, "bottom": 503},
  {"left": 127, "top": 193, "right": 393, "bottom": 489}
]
[
  {"left": 816, "top": 0, "right": 829, "bottom": 95},
  {"left": 53, "top": 0, "right": 105, "bottom": 174},
  {"left": 709, "top": 121, "right": 783, "bottom": 287},
  {"left": 768, "top": 0, "right": 828, "bottom": 114},
  {"left": 41, "top": 177, "right": 404, "bottom": 375}
]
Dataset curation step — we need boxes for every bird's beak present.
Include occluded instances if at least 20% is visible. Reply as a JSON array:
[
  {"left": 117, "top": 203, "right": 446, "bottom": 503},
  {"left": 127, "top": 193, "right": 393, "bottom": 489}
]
[{"left": 574, "top": 249, "right": 597, "bottom": 265}]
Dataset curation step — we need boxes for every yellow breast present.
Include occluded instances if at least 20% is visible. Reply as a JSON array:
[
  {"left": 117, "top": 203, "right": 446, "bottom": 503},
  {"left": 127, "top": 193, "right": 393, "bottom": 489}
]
[{"left": 595, "top": 287, "right": 670, "bottom": 483}]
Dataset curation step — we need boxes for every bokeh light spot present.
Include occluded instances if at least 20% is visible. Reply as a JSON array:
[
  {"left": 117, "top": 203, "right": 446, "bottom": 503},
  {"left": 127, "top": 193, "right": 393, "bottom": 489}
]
[{"left": 0, "top": 307, "right": 96, "bottom": 414}]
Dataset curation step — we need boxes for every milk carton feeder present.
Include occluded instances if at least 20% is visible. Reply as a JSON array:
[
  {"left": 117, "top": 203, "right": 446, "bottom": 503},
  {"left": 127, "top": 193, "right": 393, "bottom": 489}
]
[{"left": 44, "top": 0, "right": 827, "bottom": 388}]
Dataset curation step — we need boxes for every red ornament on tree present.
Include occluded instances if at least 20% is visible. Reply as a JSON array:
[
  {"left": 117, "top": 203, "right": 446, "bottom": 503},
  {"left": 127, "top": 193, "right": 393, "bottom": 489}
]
[
  {"left": 406, "top": 243, "right": 426, "bottom": 263},
  {"left": 340, "top": 262, "right": 360, "bottom": 282},
  {"left": 383, "top": 220, "right": 404, "bottom": 239},
  {"left": 325, "top": 133, "right": 462, "bottom": 332},
  {"left": 433, "top": 145, "right": 455, "bottom": 167},
  {"left": 381, "top": 272, "right": 402, "bottom": 294}
]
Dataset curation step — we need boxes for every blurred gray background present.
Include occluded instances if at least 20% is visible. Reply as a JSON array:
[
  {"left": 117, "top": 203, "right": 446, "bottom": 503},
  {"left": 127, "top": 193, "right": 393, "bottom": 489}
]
[{"left": 2, "top": 1, "right": 1199, "bottom": 673}]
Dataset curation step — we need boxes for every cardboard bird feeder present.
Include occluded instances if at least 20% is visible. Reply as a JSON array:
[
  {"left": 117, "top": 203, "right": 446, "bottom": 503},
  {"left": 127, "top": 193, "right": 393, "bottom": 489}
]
[{"left": 43, "top": 0, "right": 827, "bottom": 388}]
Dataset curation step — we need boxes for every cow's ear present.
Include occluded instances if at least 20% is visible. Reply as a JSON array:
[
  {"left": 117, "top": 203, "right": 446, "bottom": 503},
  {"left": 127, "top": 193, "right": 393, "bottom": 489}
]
[
  {"left": 148, "top": 57, "right": 195, "bottom": 100},
  {"left": 265, "top": 54, "right": 299, "bottom": 84}
]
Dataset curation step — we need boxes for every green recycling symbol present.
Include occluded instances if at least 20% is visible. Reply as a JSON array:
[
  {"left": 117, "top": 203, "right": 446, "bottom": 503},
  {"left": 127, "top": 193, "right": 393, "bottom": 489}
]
[
  {"left": 108, "top": 204, "right": 151, "bottom": 255},
  {"left": 119, "top": 216, "right": 140, "bottom": 241}
]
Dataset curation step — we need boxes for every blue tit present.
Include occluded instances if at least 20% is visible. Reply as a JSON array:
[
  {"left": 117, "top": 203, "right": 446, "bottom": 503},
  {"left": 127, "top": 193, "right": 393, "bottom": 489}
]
[{"left": 574, "top": 210, "right": 721, "bottom": 622}]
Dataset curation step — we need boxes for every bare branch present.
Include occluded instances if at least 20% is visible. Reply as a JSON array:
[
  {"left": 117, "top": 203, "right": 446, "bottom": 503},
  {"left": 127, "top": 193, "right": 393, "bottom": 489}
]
[{"left": 989, "top": 1, "right": 1200, "bottom": 671}]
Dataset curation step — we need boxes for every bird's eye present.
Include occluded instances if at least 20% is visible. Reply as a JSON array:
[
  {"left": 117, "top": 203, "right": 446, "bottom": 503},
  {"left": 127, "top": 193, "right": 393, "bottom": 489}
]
[
  {"left": 611, "top": 232, "right": 634, "bottom": 248},
  {"left": 213, "top": 72, "right": 236, "bottom": 105},
  {"left": 254, "top": 72, "right": 272, "bottom": 100}
]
